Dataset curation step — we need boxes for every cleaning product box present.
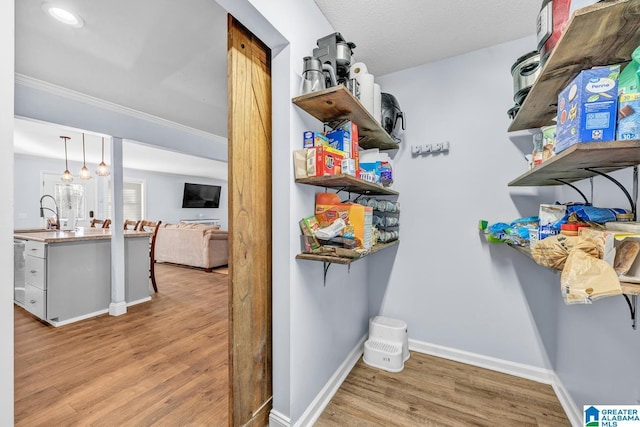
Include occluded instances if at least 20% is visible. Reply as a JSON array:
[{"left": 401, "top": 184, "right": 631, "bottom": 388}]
[
  {"left": 308, "top": 145, "right": 344, "bottom": 176},
  {"left": 303, "top": 131, "right": 329, "bottom": 148},
  {"left": 555, "top": 65, "right": 620, "bottom": 153},
  {"left": 339, "top": 121, "right": 359, "bottom": 171},
  {"left": 315, "top": 193, "right": 373, "bottom": 249},
  {"left": 326, "top": 129, "right": 351, "bottom": 157},
  {"left": 617, "top": 93, "right": 640, "bottom": 140}
]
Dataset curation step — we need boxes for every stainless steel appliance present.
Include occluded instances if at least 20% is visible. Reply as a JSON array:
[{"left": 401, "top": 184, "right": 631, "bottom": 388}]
[
  {"left": 313, "top": 32, "right": 356, "bottom": 88},
  {"left": 300, "top": 56, "right": 326, "bottom": 94},
  {"left": 511, "top": 51, "right": 541, "bottom": 106},
  {"left": 537, "top": 0, "right": 601, "bottom": 65}
]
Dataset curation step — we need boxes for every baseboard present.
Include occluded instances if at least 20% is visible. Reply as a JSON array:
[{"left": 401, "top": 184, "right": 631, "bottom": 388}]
[
  {"left": 550, "top": 373, "right": 581, "bottom": 427},
  {"left": 126, "top": 296, "right": 152, "bottom": 307},
  {"left": 268, "top": 409, "right": 291, "bottom": 427},
  {"left": 408, "top": 338, "right": 555, "bottom": 384},
  {"left": 292, "top": 334, "right": 367, "bottom": 427},
  {"left": 49, "top": 308, "right": 109, "bottom": 327}
]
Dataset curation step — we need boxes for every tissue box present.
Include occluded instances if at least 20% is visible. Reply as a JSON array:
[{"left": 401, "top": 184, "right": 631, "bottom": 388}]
[
  {"left": 303, "top": 131, "right": 328, "bottom": 149},
  {"left": 555, "top": 65, "right": 620, "bottom": 153},
  {"left": 617, "top": 93, "right": 640, "bottom": 140}
]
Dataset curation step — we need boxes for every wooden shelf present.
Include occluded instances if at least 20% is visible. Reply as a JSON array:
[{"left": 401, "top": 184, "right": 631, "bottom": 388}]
[
  {"left": 508, "top": 139, "right": 640, "bottom": 186},
  {"left": 509, "top": 244, "right": 640, "bottom": 295},
  {"left": 292, "top": 85, "right": 400, "bottom": 151},
  {"left": 296, "top": 240, "right": 399, "bottom": 264},
  {"left": 296, "top": 174, "right": 399, "bottom": 195},
  {"left": 508, "top": 0, "right": 640, "bottom": 132}
]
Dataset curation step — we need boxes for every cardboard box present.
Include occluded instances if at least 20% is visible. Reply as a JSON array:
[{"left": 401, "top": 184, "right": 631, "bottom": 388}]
[
  {"left": 326, "top": 129, "right": 351, "bottom": 157},
  {"left": 303, "top": 131, "right": 329, "bottom": 149},
  {"left": 340, "top": 121, "right": 359, "bottom": 172},
  {"left": 293, "top": 149, "right": 309, "bottom": 179},
  {"left": 308, "top": 145, "right": 344, "bottom": 176},
  {"left": 617, "top": 92, "right": 640, "bottom": 140},
  {"left": 342, "top": 158, "right": 356, "bottom": 176},
  {"left": 315, "top": 196, "right": 373, "bottom": 250},
  {"left": 555, "top": 65, "right": 620, "bottom": 153}
]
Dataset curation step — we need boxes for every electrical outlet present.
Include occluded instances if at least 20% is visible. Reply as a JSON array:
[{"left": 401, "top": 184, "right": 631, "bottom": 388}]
[
  {"left": 411, "top": 145, "right": 422, "bottom": 155},
  {"left": 423, "top": 144, "right": 432, "bottom": 152},
  {"left": 434, "top": 143, "right": 443, "bottom": 152}
]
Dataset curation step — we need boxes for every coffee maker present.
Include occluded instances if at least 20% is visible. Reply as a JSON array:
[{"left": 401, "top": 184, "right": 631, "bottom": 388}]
[{"left": 313, "top": 32, "right": 356, "bottom": 89}]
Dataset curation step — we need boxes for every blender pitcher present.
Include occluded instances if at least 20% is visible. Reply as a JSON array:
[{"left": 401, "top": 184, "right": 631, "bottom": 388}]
[{"left": 300, "top": 56, "right": 325, "bottom": 95}]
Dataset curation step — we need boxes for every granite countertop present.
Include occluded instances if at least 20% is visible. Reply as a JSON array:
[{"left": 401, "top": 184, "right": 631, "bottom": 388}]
[{"left": 14, "top": 228, "right": 153, "bottom": 243}]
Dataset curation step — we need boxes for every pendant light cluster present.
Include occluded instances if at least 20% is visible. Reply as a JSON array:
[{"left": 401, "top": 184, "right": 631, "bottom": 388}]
[{"left": 59, "top": 134, "right": 110, "bottom": 182}]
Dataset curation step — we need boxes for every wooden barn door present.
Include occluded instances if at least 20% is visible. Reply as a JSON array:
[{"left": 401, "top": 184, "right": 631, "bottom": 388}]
[{"left": 227, "top": 15, "right": 272, "bottom": 427}]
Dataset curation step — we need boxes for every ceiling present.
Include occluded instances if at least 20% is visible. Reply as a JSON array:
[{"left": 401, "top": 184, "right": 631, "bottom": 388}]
[
  {"left": 313, "top": 0, "right": 541, "bottom": 77},
  {"left": 14, "top": 0, "right": 540, "bottom": 176}
]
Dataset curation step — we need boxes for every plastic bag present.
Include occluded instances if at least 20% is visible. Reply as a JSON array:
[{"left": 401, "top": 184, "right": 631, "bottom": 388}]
[
  {"left": 531, "top": 234, "right": 599, "bottom": 270},
  {"left": 560, "top": 250, "right": 622, "bottom": 304},
  {"left": 565, "top": 205, "right": 627, "bottom": 224}
]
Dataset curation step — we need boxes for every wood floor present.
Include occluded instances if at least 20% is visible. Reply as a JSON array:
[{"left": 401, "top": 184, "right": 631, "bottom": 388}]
[
  {"left": 317, "top": 352, "right": 570, "bottom": 427},
  {"left": 14, "top": 263, "right": 229, "bottom": 427},
  {"left": 15, "top": 264, "right": 570, "bottom": 427}
]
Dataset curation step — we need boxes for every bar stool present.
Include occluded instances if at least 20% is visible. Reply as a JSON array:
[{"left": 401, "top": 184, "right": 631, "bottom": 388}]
[
  {"left": 90, "top": 218, "right": 111, "bottom": 228},
  {"left": 137, "top": 220, "right": 162, "bottom": 293}
]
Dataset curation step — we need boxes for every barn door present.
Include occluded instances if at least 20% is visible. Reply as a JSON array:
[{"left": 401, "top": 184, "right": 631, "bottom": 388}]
[{"left": 227, "top": 15, "right": 272, "bottom": 427}]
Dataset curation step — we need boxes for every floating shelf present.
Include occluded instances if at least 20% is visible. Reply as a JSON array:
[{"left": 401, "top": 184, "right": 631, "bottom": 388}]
[
  {"left": 296, "top": 240, "right": 399, "bottom": 265},
  {"left": 296, "top": 174, "right": 399, "bottom": 195},
  {"left": 508, "top": 0, "right": 640, "bottom": 132},
  {"left": 509, "top": 243, "right": 640, "bottom": 295},
  {"left": 508, "top": 140, "right": 640, "bottom": 186},
  {"left": 292, "top": 85, "right": 400, "bottom": 151}
]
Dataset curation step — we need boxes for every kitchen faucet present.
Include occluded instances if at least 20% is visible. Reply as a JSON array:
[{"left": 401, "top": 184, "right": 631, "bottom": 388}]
[{"left": 39, "top": 194, "right": 60, "bottom": 229}]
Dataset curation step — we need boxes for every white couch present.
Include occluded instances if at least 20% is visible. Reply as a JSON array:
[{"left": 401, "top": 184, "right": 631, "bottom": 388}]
[{"left": 155, "top": 222, "right": 228, "bottom": 271}]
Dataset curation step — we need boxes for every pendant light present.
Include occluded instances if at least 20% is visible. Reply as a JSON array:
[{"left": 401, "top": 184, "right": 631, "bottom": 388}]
[
  {"left": 79, "top": 133, "right": 92, "bottom": 180},
  {"left": 96, "top": 137, "right": 110, "bottom": 176},
  {"left": 60, "top": 136, "right": 73, "bottom": 182}
]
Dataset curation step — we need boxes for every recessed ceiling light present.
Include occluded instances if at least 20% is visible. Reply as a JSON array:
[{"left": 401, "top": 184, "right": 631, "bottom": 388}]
[{"left": 42, "top": 3, "right": 84, "bottom": 28}]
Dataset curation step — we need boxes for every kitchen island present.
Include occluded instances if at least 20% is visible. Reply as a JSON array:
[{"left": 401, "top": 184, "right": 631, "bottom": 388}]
[{"left": 14, "top": 228, "right": 153, "bottom": 326}]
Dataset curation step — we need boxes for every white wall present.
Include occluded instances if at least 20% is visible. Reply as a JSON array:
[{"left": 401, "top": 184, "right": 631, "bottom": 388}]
[
  {"left": 374, "top": 34, "right": 640, "bottom": 410},
  {"left": 373, "top": 36, "right": 555, "bottom": 369},
  {"left": 14, "top": 154, "right": 229, "bottom": 230},
  {"left": 0, "top": 0, "right": 14, "bottom": 424}
]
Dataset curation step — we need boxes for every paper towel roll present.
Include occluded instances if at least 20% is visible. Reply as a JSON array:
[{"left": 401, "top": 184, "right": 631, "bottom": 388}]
[
  {"left": 373, "top": 83, "right": 382, "bottom": 124},
  {"left": 349, "top": 62, "right": 368, "bottom": 79},
  {"left": 356, "top": 73, "right": 375, "bottom": 116}
]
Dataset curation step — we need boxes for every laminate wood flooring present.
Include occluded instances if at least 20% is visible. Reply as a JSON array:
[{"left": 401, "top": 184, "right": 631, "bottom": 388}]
[
  {"left": 14, "top": 263, "right": 229, "bottom": 427},
  {"left": 316, "top": 352, "right": 570, "bottom": 427}
]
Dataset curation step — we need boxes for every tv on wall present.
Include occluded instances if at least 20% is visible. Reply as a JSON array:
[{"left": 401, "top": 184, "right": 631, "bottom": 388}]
[{"left": 182, "top": 183, "right": 221, "bottom": 208}]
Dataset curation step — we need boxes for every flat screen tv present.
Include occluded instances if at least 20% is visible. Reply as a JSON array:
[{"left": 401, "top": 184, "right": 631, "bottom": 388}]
[{"left": 182, "top": 183, "right": 221, "bottom": 208}]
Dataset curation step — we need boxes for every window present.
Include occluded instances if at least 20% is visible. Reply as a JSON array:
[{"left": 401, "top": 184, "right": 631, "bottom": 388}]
[{"left": 107, "top": 181, "right": 144, "bottom": 221}]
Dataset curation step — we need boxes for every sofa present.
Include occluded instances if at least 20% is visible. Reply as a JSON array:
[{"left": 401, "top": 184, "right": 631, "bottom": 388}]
[{"left": 155, "top": 222, "right": 228, "bottom": 271}]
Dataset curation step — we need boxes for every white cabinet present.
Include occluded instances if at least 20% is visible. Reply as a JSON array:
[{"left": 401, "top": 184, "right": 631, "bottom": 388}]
[{"left": 23, "top": 240, "right": 47, "bottom": 319}]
